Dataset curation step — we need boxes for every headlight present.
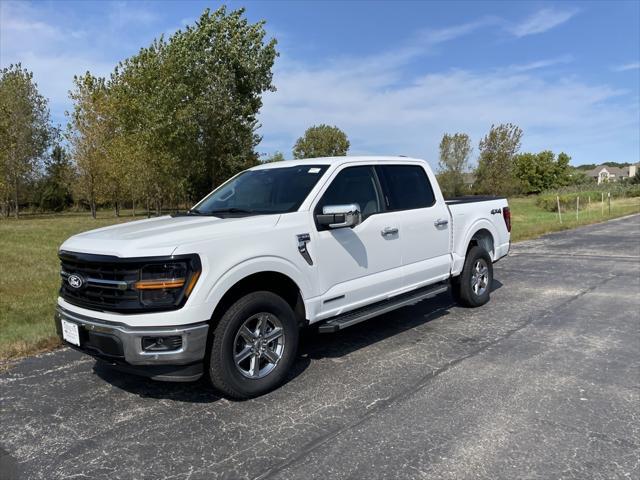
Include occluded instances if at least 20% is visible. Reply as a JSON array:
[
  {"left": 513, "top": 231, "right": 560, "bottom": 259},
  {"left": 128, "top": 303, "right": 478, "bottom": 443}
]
[{"left": 134, "top": 259, "right": 201, "bottom": 307}]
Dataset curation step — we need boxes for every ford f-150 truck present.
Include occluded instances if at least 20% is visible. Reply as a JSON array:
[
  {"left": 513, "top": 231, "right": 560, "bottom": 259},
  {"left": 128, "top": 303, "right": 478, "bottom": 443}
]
[{"left": 55, "top": 156, "right": 510, "bottom": 398}]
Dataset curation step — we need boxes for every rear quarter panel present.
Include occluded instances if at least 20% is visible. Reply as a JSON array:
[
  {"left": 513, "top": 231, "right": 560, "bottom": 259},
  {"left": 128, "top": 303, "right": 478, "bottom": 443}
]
[{"left": 448, "top": 199, "right": 510, "bottom": 276}]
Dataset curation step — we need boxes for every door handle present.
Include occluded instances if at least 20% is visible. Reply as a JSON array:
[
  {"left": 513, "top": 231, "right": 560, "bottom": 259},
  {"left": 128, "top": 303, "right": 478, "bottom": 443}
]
[
  {"left": 381, "top": 227, "right": 399, "bottom": 236},
  {"left": 434, "top": 219, "right": 449, "bottom": 227}
]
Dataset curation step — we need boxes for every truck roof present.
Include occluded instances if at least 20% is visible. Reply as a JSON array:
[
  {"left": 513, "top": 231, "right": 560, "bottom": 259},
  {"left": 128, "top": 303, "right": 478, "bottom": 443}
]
[{"left": 251, "top": 155, "right": 426, "bottom": 170}]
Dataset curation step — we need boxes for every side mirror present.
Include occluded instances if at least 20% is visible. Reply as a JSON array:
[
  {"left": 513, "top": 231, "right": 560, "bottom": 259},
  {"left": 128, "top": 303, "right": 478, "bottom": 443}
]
[{"left": 316, "top": 204, "right": 361, "bottom": 229}]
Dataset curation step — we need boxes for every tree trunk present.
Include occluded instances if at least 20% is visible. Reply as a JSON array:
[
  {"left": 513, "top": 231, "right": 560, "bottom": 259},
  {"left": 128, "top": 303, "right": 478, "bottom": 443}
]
[
  {"left": 146, "top": 197, "right": 151, "bottom": 218},
  {"left": 90, "top": 197, "right": 97, "bottom": 219},
  {"left": 114, "top": 200, "right": 120, "bottom": 217},
  {"left": 13, "top": 180, "right": 19, "bottom": 219},
  {"left": 132, "top": 198, "right": 136, "bottom": 217}
]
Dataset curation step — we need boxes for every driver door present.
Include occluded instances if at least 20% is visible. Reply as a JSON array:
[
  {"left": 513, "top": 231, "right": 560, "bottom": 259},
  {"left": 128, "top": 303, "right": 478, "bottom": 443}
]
[{"left": 312, "top": 165, "right": 404, "bottom": 320}]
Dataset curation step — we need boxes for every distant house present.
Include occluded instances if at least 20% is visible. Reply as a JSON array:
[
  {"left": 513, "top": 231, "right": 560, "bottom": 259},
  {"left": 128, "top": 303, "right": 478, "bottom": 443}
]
[{"left": 587, "top": 164, "right": 638, "bottom": 184}]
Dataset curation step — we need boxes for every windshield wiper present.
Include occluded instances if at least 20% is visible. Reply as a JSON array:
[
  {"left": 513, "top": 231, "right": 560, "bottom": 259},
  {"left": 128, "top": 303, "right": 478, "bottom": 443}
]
[
  {"left": 207, "top": 208, "right": 256, "bottom": 215},
  {"left": 187, "top": 208, "right": 202, "bottom": 215}
]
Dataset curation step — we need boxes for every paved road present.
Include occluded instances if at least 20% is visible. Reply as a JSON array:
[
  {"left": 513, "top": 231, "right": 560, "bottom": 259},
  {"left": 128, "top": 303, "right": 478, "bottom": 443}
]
[{"left": 2, "top": 215, "right": 639, "bottom": 480}]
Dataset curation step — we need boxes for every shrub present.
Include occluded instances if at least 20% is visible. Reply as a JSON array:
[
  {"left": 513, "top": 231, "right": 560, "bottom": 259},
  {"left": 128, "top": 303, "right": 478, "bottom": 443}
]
[{"left": 535, "top": 185, "right": 640, "bottom": 212}]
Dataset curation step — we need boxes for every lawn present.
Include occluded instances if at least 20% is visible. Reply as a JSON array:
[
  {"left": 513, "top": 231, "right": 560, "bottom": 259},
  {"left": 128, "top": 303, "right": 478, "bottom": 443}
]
[{"left": 1, "top": 196, "right": 639, "bottom": 363}]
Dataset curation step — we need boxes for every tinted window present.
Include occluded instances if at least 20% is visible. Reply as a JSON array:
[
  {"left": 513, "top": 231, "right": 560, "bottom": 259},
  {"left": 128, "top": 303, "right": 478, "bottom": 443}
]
[
  {"left": 377, "top": 165, "right": 435, "bottom": 210},
  {"left": 316, "top": 166, "right": 381, "bottom": 221},
  {"left": 194, "top": 165, "right": 328, "bottom": 216}
]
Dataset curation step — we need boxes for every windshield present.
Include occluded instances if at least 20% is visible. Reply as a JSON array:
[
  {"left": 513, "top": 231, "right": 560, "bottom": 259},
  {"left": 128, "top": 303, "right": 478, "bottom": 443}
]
[{"left": 192, "top": 165, "right": 329, "bottom": 216}]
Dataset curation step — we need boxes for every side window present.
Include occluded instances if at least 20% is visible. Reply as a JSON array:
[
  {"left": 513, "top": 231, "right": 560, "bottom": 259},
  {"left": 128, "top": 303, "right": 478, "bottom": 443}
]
[
  {"left": 316, "top": 166, "right": 381, "bottom": 221},
  {"left": 377, "top": 165, "right": 435, "bottom": 210}
]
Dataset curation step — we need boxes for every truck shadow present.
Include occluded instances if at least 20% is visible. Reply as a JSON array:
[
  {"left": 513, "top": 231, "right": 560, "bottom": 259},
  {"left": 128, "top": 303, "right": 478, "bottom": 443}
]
[{"left": 93, "top": 279, "right": 502, "bottom": 402}]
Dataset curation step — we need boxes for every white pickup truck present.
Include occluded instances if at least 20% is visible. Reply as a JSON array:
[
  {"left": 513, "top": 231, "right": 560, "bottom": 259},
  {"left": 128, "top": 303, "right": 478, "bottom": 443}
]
[{"left": 56, "top": 156, "right": 510, "bottom": 398}]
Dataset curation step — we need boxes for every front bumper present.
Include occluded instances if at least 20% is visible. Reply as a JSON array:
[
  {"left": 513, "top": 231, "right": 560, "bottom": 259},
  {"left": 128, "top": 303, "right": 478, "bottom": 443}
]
[{"left": 55, "top": 306, "right": 209, "bottom": 381}]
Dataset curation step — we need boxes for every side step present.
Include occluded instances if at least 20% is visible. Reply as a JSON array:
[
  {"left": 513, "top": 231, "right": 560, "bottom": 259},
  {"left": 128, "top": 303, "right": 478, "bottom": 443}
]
[{"left": 317, "top": 281, "right": 449, "bottom": 333}]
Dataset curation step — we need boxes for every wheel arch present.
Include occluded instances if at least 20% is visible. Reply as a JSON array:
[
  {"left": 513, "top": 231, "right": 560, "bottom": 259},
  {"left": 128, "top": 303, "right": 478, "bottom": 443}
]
[
  {"left": 451, "top": 220, "right": 498, "bottom": 276},
  {"left": 206, "top": 263, "right": 308, "bottom": 330}
]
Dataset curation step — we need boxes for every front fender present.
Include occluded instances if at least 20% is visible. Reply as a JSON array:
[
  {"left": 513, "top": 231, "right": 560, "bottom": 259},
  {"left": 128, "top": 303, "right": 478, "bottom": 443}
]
[{"left": 203, "top": 256, "right": 312, "bottom": 313}]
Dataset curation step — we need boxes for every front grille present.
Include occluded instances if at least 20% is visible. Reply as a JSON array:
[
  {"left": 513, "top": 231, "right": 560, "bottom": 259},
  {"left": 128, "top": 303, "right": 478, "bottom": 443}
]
[{"left": 59, "top": 251, "right": 199, "bottom": 313}]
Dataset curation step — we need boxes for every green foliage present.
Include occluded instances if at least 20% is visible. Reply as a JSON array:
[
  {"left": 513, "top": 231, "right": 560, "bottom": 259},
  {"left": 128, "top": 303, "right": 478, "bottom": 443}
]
[
  {"left": 514, "top": 150, "right": 573, "bottom": 194},
  {"left": 262, "top": 151, "right": 285, "bottom": 163},
  {"left": 0, "top": 64, "right": 53, "bottom": 217},
  {"left": 293, "top": 124, "right": 349, "bottom": 159},
  {"left": 35, "top": 146, "right": 74, "bottom": 212},
  {"left": 631, "top": 170, "right": 640, "bottom": 185},
  {"left": 536, "top": 185, "right": 640, "bottom": 212},
  {"left": 437, "top": 132, "right": 471, "bottom": 197},
  {"left": 66, "top": 7, "right": 278, "bottom": 215},
  {"left": 475, "top": 123, "right": 523, "bottom": 196}
]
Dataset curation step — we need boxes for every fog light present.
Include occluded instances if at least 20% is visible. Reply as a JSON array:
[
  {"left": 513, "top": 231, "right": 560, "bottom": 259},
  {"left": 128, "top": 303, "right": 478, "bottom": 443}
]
[{"left": 142, "top": 336, "right": 182, "bottom": 352}]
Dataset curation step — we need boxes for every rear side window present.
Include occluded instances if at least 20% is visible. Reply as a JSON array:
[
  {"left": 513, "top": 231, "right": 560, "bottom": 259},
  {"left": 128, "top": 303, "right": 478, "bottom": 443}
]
[{"left": 377, "top": 165, "right": 435, "bottom": 210}]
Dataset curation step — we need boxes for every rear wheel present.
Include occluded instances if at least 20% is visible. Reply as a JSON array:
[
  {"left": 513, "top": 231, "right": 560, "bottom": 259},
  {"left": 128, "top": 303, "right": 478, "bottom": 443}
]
[
  {"left": 452, "top": 246, "right": 493, "bottom": 307},
  {"left": 208, "top": 291, "right": 299, "bottom": 399}
]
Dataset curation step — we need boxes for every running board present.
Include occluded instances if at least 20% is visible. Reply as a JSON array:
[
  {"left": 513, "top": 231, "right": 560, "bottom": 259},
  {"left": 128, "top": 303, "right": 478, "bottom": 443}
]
[{"left": 317, "top": 282, "right": 449, "bottom": 333}]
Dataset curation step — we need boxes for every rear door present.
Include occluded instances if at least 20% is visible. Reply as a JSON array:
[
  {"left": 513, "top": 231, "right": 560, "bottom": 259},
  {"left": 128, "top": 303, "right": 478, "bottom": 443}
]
[
  {"left": 375, "top": 164, "right": 451, "bottom": 291},
  {"left": 312, "top": 165, "right": 404, "bottom": 318}
]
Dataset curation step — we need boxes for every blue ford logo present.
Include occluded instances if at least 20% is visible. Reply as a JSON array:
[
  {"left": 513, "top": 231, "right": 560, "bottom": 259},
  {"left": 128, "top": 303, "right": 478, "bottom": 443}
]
[{"left": 67, "top": 274, "right": 84, "bottom": 289}]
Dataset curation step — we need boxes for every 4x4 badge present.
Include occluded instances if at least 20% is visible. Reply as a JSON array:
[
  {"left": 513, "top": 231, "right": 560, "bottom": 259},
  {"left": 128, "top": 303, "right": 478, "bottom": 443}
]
[{"left": 296, "top": 233, "right": 313, "bottom": 266}]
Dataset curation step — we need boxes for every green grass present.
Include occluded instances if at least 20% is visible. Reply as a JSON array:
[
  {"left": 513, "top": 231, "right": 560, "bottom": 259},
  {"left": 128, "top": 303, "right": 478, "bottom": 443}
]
[
  {"left": 1, "top": 197, "right": 639, "bottom": 363},
  {"left": 509, "top": 195, "right": 640, "bottom": 242},
  {"left": 0, "top": 212, "right": 138, "bottom": 363}
]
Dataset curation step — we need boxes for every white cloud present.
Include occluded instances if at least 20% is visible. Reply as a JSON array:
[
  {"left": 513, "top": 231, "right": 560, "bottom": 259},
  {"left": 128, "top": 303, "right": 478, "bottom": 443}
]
[
  {"left": 507, "top": 55, "right": 573, "bottom": 73},
  {"left": 259, "top": 48, "right": 638, "bottom": 166},
  {"left": 613, "top": 62, "right": 640, "bottom": 72},
  {"left": 0, "top": 1, "right": 159, "bottom": 126},
  {"left": 509, "top": 8, "right": 579, "bottom": 37}
]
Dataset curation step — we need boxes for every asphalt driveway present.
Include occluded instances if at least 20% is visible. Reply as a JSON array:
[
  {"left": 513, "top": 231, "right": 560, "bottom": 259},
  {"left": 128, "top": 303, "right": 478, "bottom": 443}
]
[{"left": 1, "top": 215, "right": 639, "bottom": 480}]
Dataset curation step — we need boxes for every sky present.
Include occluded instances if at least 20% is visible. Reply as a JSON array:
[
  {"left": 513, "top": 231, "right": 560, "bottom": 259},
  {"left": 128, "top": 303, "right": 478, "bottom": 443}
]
[{"left": 1, "top": 0, "right": 639, "bottom": 168}]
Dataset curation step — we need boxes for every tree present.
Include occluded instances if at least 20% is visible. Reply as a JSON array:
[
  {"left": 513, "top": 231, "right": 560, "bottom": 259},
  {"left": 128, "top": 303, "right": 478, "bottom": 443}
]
[
  {"left": 293, "top": 124, "right": 349, "bottom": 159},
  {"left": 66, "top": 7, "right": 278, "bottom": 216},
  {"left": 437, "top": 132, "right": 472, "bottom": 197},
  {"left": 36, "top": 145, "right": 75, "bottom": 212},
  {"left": 514, "top": 150, "right": 574, "bottom": 194},
  {"left": 475, "top": 123, "right": 523, "bottom": 196},
  {"left": 0, "top": 64, "right": 52, "bottom": 217},
  {"left": 263, "top": 151, "right": 285, "bottom": 163},
  {"left": 110, "top": 6, "right": 278, "bottom": 206},
  {"left": 67, "top": 73, "right": 110, "bottom": 218}
]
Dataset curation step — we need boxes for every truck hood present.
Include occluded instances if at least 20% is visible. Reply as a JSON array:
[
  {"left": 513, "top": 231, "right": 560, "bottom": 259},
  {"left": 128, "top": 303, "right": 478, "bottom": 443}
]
[{"left": 59, "top": 214, "right": 281, "bottom": 258}]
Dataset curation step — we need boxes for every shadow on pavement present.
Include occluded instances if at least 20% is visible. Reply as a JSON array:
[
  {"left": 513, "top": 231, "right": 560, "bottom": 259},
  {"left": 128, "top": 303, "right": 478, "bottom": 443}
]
[{"left": 91, "top": 278, "right": 504, "bottom": 401}]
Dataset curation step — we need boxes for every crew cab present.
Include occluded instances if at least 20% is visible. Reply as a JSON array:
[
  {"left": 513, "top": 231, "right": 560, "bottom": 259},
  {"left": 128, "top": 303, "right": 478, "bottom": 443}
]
[{"left": 55, "top": 156, "right": 511, "bottom": 398}]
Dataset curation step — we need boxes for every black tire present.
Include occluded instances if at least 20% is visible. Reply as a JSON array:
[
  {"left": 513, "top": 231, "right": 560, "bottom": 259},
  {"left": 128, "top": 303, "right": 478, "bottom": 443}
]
[
  {"left": 452, "top": 246, "right": 493, "bottom": 308},
  {"left": 208, "top": 291, "right": 299, "bottom": 399}
]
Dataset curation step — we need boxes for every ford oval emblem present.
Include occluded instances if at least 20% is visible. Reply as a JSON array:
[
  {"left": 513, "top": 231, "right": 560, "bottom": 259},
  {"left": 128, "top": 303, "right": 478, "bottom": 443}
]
[{"left": 67, "top": 274, "right": 84, "bottom": 289}]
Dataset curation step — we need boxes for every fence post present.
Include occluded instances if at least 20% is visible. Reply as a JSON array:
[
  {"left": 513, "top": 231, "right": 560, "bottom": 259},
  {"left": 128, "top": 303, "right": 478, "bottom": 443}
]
[
  {"left": 608, "top": 192, "right": 611, "bottom": 215},
  {"left": 601, "top": 193, "right": 604, "bottom": 216},
  {"left": 557, "top": 195, "right": 562, "bottom": 224},
  {"left": 576, "top": 196, "right": 579, "bottom": 220}
]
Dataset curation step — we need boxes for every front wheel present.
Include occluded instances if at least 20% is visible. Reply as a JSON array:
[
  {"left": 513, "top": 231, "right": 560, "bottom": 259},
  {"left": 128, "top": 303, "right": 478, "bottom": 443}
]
[
  {"left": 452, "top": 246, "right": 493, "bottom": 307},
  {"left": 208, "top": 291, "right": 299, "bottom": 399}
]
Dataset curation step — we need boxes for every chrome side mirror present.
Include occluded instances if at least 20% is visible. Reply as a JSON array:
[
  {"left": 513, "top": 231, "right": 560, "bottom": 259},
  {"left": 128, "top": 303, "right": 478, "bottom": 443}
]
[{"left": 317, "top": 204, "right": 361, "bottom": 229}]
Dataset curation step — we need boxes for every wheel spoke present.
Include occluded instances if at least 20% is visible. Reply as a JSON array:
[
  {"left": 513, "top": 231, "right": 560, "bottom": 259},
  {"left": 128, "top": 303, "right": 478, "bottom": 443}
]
[
  {"left": 239, "top": 325, "right": 256, "bottom": 343},
  {"left": 235, "top": 346, "right": 252, "bottom": 365},
  {"left": 263, "top": 348, "right": 280, "bottom": 364},
  {"left": 263, "top": 327, "right": 283, "bottom": 344},
  {"left": 249, "top": 355, "right": 261, "bottom": 377},
  {"left": 255, "top": 315, "right": 265, "bottom": 337}
]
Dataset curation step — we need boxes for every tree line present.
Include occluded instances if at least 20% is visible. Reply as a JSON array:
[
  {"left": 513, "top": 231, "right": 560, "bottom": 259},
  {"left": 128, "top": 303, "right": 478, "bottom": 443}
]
[
  {"left": 436, "top": 123, "right": 599, "bottom": 198},
  {"left": 0, "top": 6, "right": 612, "bottom": 218}
]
